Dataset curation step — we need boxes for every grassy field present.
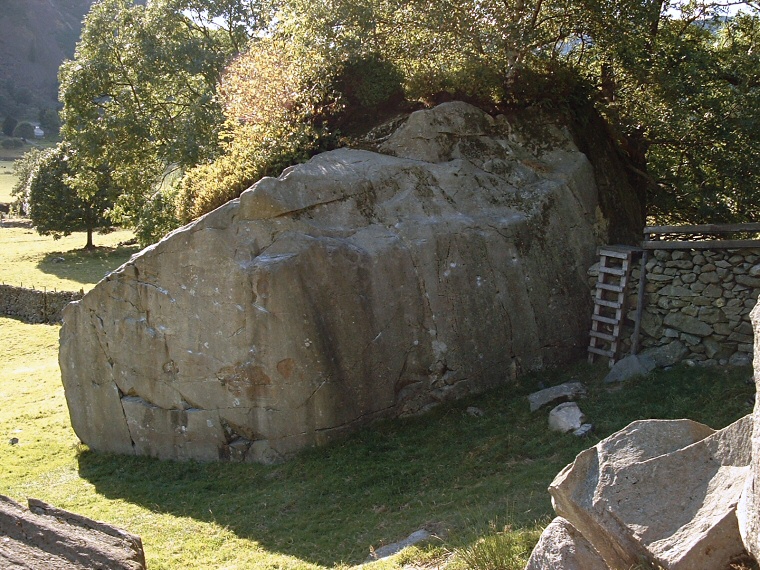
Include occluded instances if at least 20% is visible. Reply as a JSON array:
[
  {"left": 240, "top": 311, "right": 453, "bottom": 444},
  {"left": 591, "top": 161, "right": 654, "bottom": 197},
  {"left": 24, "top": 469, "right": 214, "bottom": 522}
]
[
  {"left": 0, "top": 149, "right": 139, "bottom": 292},
  {"left": 0, "top": 159, "right": 16, "bottom": 203},
  {"left": 0, "top": 227, "right": 756, "bottom": 568},
  {"left": 0, "top": 225, "right": 138, "bottom": 291},
  {"left": 0, "top": 312, "right": 754, "bottom": 568}
]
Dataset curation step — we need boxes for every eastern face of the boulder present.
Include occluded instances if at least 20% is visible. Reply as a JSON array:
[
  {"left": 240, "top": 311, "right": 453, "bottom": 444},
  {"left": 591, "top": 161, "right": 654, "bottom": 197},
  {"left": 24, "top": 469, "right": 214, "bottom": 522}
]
[{"left": 59, "top": 102, "right": 607, "bottom": 463}]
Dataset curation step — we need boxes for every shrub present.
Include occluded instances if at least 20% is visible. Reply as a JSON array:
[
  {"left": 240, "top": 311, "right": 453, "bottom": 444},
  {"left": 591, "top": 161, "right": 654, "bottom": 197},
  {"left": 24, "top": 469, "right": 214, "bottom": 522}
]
[
  {"left": 177, "top": 121, "right": 323, "bottom": 223},
  {"left": 12, "top": 121, "right": 35, "bottom": 140},
  {"left": 176, "top": 38, "right": 334, "bottom": 223},
  {"left": 333, "top": 53, "right": 404, "bottom": 111},
  {"left": 1, "top": 138, "right": 23, "bottom": 149}
]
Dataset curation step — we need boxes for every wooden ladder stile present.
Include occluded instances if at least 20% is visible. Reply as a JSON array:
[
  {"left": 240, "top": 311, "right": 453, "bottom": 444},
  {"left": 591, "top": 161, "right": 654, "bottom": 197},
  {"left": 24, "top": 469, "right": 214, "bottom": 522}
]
[{"left": 588, "top": 247, "right": 635, "bottom": 367}]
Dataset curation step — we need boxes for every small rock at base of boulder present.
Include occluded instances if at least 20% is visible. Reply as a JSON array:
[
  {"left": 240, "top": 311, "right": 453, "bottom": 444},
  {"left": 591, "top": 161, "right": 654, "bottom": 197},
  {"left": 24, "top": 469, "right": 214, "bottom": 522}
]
[
  {"left": 367, "top": 529, "right": 431, "bottom": 561},
  {"left": 573, "top": 423, "right": 594, "bottom": 437},
  {"left": 548, "top": 402, "right": 586, "bottom": 433},
  {"left": 528, "top": 382, "right": 587, "bottom": 412},
  {"left": 466, "top": 406, "right": 485, "bottom": 417},
  {"left": 524, "top": 517, "right": 608, "bottom": 570},
  {"left": 641, "top": 340, "right": 688, "bottom": 368},
  {"left": 604, "top": 354, "right": 656, "bottom": 384}
]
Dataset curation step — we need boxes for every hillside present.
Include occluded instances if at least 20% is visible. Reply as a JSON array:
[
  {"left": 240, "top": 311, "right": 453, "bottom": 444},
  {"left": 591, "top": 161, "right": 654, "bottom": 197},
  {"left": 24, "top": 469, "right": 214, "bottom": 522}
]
[{"left": 0, "top": 0, "right": 93, "bottom": 118}]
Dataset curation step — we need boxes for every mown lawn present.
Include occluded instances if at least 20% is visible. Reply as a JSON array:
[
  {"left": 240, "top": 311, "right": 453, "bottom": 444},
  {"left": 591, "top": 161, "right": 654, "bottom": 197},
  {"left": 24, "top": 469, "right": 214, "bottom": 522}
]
[
  {"left": 0, "top": 159, "right": 16, "bottom": 203},
  {"left": 0, "top": 315, "right": 753, "bottom": 569},
  {"left": 0, "top": 225, "right": 138, "bottom": 292}
]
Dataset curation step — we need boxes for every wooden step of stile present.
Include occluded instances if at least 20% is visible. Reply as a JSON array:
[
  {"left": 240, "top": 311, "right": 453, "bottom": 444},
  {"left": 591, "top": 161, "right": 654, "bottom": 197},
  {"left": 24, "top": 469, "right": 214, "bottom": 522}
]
[
  {"left": 594, "top": 298, "right": 623, "bottom": 309},
  {"left": 589, "top": 330, "right": 618, "bottom": 343},
  {"left": 599, "top": 249, "right": 631, "bottom": 259},
  {"left": 596, "top": 282, "right": 625, "bottom": 293},
  {"left": 598, "top": 266, "right": 626, "bottom": 276},
  {"left": 588, "top": 346, "right": 615, "bottom": 358},
  {"left": 588, "top": 246, "right": 636, "bottom": 367},
  {"left": 591, "top": 314, "right": 618, "bottom": 325}
]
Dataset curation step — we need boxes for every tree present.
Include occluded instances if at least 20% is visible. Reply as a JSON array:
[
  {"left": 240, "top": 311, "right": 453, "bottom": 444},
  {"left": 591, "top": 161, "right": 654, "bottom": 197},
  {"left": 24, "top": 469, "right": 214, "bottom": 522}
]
[
  {"left": 2, "top": 116, "right": 17, "bottom": 137},
  {"left": 565, "top": 2, "right": 760, "bottom": 223},
  {"left": 10, "top": 147, "right": 46, "bottom": 216},
  {"left": 58, "top": 0, "right": 274, "bottom": 244},
  {"left": 38, "top": 108, "right": 60, "bottom": 137},
  {"left": 27, "top": 144, "right": 114, "bottom": 249},
  {"left": 12, "top": 121, "right": 34, "bottom": 140},
  {"left": 57, "top": 0, "right": 760, "bottom": 236}
]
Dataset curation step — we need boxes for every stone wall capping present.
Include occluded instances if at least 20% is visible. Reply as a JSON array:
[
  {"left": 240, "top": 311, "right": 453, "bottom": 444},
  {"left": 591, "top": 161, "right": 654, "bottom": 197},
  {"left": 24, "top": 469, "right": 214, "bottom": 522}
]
[{"left": 0, "top": 284, "right": 82, "bottom": 323}]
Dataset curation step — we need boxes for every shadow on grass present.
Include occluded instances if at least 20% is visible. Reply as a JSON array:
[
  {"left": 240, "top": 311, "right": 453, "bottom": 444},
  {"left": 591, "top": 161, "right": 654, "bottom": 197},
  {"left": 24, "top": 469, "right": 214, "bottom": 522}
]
[
  {"left": 36, "top": 244, "right": 140, "bottom": 289},
  {"left": 74, "top": 362, "right": 754, "bottom": 567},
  {"left": 75, "top": 373, "right": 588, "bottom": 567}
]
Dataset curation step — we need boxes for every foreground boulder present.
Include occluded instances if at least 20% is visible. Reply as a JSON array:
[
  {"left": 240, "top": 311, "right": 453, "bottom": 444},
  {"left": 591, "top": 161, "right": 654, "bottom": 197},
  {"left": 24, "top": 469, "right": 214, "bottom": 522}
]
[
  {"left": 0, "top": 495, "right": 145, "bottom": 569},
  {"left": 738, "top": 301, "right": 760, "bottom": 558},
  {"left": 60, "top": 102, "right": 621, "bottom": 463},
  {"left": 539, "top": 415, "right": 752, "bottom": 570}
]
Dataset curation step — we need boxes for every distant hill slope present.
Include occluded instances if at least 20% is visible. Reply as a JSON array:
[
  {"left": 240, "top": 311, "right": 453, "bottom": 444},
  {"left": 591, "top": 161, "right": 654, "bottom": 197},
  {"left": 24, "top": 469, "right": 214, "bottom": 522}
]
[{"left": 0, "top": 0, "right": 94, "bottom": 118}]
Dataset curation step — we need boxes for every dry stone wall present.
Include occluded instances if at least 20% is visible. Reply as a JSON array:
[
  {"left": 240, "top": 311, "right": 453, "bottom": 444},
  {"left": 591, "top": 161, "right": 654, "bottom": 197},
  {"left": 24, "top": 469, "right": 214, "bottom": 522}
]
[
  {"left": 0, "top": 284, "right": 82, "bottom": 324},
  {"left": 591, "top": 248, "right": 760, "bottom": 366}
]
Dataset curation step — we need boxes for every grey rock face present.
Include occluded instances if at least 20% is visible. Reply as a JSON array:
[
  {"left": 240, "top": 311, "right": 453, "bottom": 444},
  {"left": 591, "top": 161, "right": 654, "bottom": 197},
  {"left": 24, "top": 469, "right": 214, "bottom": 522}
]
[
  {"left": 60, "top": 102, "right": 604, "bottom": 463},
  {"left": 0, "top": 495, "right": 145, "bottom": 570}
]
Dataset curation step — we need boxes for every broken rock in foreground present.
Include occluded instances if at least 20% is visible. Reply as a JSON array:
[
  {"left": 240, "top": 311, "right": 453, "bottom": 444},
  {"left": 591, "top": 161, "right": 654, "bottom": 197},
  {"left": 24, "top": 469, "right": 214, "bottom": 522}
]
[
  {"left": 535, "top": 416, "right": 752, "bottom": 570},
  {"left": 0, "top": 495, "right": 146, "bottom": 570}
]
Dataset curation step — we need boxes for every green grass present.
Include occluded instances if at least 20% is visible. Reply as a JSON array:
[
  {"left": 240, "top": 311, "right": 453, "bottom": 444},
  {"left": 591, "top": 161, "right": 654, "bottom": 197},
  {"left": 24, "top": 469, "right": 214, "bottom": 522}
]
[
  {"left": 0, "top": 225, "right": 138, "bottom": 292},
  {"left": 0, "top": 318, "right": 753, "bottom": 569},
  {"left": 0, "top": 159, "right": 17, "bottom": 203},
  {"left": 446, "top": 519, "right": 545, "bottom": 570}
]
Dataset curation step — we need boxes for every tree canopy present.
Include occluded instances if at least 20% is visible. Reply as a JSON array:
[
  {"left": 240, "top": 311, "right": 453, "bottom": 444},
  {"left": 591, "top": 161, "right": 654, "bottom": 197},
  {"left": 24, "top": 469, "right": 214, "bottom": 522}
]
[
  {"left": 58, "top": 0, "right": 273, "bottom": 243},
  {"left": 26, "top": 144, "right": 114, "bottom": 249},
  {"left": 44, "top": 0, "right": 760, "bottom": 245}
]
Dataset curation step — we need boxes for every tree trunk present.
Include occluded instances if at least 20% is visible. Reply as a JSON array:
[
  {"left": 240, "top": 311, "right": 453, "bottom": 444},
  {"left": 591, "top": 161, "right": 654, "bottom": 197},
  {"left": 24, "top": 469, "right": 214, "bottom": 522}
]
[{"left": 85, "top": 226, "right": 94, "bottom": 250}]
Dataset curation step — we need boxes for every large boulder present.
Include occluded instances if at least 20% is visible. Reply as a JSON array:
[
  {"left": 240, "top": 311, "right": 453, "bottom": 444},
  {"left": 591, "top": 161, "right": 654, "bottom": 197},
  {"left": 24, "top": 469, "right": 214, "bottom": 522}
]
[
  {"left": 60, "top": 102, "right": 613, "bottom": 463},
  {"left": 549, "top": 416, "right": 752, "bottom": 570},
  {"left": 738, "top": 301, "right": 760, "bottom": 558}
]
